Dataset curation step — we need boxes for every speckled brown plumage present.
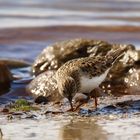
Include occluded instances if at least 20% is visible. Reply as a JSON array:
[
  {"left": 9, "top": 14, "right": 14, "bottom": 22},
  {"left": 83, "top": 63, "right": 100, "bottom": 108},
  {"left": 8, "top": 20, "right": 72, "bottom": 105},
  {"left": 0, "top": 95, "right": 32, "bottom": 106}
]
[{"left": 55, "top": 47, "right": 127, "bottom": 110}]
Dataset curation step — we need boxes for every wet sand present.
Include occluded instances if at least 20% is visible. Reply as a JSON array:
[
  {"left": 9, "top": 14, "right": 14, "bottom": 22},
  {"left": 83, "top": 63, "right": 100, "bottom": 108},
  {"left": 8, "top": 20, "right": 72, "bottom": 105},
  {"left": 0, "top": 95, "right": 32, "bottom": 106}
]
[
  {"left": 1, "top": 117, "right": 140, "bottom": 140},
  {"left": 1, "top": 95, "right": 140, "bottom": 140}
]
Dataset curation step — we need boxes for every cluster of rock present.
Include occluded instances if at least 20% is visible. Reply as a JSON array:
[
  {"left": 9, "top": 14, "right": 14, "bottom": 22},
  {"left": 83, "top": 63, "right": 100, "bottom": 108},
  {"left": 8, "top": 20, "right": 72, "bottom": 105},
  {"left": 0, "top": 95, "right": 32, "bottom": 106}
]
[
  {"left": 28, "top": 38, "right": 140, "bottom": 102},
  {"left": 0, "top": 59, "right": 31, "bottom": 95},
  {"left": 0, "top": 39, "right": 139, "bottom": 102},
  {"left": 0, "top": 62, "right": 13, "bottom": 95}
]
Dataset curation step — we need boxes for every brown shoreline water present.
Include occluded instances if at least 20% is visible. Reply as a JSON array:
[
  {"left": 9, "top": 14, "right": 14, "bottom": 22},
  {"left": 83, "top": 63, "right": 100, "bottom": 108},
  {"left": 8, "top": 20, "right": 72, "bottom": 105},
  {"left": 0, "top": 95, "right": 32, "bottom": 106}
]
[{"left": 1, "top": 26, "right": 140, "bottom": 43}]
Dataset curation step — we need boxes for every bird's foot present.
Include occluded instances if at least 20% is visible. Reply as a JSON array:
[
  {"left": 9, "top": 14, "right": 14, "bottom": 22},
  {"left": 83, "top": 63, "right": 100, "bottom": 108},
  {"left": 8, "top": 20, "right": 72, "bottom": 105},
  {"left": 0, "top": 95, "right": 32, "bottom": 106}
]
[{"left": 66, "top": 107, "right": 74, "bottom": 112}]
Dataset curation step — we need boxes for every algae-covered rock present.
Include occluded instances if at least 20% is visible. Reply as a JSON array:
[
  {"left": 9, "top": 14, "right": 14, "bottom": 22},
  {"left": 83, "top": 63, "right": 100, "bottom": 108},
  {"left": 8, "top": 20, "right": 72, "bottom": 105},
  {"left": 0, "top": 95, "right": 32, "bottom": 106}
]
[
  {"left": 32, "top": 38, "right": 110, "bottom": 75},
  {"left": 3, "top": 99, "right": 39, "bottom": 112},
  {"left": 29, "top": 39, "right": 140, "bottom": 102},
  {"left": 27, "top": 71, "right": 62, "bottom": 103},
  {"left": 123, "top": 66, "right": 140, "bottom": 95},
  {"left": 100, "top": 44, "right": 140, "bottom": 96}
]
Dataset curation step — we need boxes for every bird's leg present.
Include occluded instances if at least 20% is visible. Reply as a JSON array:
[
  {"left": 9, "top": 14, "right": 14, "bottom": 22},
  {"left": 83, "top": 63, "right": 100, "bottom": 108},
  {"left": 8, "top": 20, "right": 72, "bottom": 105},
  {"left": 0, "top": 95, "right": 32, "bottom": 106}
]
[
  {"left": 90, "top": 88, "right": 103, "bottom": 109},
  {"left": 94, "top": 96, "right": 98, "bottom": 109},
  {"left": 69, "top": 100, "right": 74, "bottom": 111},
  {"left": 67, "top": 95, "right": 74, "bottom": 111}
]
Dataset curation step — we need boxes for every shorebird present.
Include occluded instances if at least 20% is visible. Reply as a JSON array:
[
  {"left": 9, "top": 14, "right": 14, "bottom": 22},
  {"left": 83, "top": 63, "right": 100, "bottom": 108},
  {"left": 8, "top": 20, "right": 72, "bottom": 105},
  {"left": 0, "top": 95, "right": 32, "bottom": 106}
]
[{"left": 55, "top": 47, "right": 126, "bottom": 111}]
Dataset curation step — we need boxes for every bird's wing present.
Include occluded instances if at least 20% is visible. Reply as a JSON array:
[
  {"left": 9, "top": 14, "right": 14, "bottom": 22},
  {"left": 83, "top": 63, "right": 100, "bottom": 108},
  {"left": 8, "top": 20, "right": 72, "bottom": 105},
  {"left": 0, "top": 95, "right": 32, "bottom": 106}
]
[{"left": 79, "top": 56, "right": 111, "bottom": 77}]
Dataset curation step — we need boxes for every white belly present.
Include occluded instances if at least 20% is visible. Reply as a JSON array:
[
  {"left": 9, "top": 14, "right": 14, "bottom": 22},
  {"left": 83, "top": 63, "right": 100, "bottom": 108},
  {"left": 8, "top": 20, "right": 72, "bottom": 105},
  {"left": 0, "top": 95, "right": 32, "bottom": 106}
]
[{"left": 80, "top": 69, "right": 110, "bottom": 93}]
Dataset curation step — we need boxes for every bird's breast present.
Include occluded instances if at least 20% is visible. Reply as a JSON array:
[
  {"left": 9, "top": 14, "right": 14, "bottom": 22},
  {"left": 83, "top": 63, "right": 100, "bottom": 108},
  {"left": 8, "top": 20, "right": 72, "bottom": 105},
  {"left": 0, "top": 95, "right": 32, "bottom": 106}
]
[{"left": 79, "top": 69, "right": 110, "bottom": 93}]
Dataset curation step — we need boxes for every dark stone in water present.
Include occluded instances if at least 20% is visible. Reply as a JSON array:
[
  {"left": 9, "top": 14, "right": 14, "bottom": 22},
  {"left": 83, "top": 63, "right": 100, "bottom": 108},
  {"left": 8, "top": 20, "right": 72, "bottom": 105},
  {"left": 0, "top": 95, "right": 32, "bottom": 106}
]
[
  {"left": 99, "top": 99, "right": 140, "bottom": 115},
  {"left": 34, "top": 96, "right": 48, "bottom": 104},
  {"left": 29, "top": 39, "right": 140, "bottom": 102},
  {"left": 0, "top": 59, "right": 31, "bottom": 96},
  {"left": 103, "top": 105, "right": 117, "bottom": 110},
  {"left": 0, "top": 62, "right": 13, "bottom": 95},
  {"left": 0, "top": 58, "right": 31, "bottom": 69}
]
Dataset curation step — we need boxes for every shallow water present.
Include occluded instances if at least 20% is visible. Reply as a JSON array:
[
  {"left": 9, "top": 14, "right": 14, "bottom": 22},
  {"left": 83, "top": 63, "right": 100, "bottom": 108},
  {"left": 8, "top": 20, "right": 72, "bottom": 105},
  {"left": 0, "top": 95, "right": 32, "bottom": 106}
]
[
  {"left": 0, "top": 0, "right": 140, "bottom": 140},
  {"left": 0, "top": 0, "right": 140, "bottom": 61},
  {"left": 1, "top": 114, "right": 140, "bottom": 140},
  {"left": 0, "top": 118, "right": 107, "bottom": 140}
]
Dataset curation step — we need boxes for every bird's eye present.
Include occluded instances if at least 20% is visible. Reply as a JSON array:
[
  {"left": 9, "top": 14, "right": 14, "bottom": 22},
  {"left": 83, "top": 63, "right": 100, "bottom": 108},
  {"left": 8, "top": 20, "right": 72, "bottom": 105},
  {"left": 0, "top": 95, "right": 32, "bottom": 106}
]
[
  {"left": 82, "top": 62, "right": 85, "bottom": 65},
  {"left": 62, "top": 89, "right": 66, "bottom": 94}
]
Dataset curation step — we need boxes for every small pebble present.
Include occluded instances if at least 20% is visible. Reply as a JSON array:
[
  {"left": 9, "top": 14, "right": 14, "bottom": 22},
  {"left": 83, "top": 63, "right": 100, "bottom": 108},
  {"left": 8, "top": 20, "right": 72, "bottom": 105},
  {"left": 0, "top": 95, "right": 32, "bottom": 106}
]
[{"left": 109, "top": 114, "right": 117, "bottom": 120}]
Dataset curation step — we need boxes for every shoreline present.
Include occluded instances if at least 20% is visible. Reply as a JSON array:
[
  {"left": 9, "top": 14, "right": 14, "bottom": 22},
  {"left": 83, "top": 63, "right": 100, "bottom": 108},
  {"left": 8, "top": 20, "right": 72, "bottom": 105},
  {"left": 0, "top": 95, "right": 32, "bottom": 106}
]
[{"left": 0, "top": 25, "right": 140, "bottom": 44}]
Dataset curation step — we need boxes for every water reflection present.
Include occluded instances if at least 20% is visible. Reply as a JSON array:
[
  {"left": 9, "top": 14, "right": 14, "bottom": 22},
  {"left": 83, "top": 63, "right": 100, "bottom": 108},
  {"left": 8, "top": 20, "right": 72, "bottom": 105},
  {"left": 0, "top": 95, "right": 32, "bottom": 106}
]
[{"left": 60, "top": 120, "right": 107, "bottom": 140}]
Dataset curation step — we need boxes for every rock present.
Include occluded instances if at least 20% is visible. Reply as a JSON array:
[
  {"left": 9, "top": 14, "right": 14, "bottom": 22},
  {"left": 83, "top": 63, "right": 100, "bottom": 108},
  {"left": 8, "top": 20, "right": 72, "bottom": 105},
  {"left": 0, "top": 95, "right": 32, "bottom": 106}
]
[
  {"left": 0, "top": 62, "right": 13, "bottom": 95},
  {"left": 73, "top": 93, "right": 89, "bottom": 104},
  {"left": 0, "top": 59, "right": 31, "bottom": 95},
  {"left": 30, "top": 38, "right": 110, "bottom": 101},
  {"left": 34, "top": 96, "right": 49, "bottom": 104},
  {"left": 27, "top": 71, "right": 62, "bottom": 103},
  {"left": 101, "top": 44, "right": 140, "bottom": 96},
  {"left": 29, "top": 39, "right": 140, "bottom": 102},
  {"left": 124, "top": 67, "right": 140, "bottom": 95},
  {"left": 32, "top": 38, "right": 110, "bottom": 75},
  {"left": 1, "top": 108, "right": 9, "bottom": 113},
  {"left": 0, "top": 58, "right": 31, "bottom": 69}
]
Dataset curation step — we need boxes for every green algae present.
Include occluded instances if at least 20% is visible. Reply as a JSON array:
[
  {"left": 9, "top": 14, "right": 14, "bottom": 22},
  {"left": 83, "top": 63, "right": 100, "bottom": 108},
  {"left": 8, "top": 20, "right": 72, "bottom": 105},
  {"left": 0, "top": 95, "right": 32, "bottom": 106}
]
[{"left": 10, "top": 99, "right": 39, "bottom": 112}]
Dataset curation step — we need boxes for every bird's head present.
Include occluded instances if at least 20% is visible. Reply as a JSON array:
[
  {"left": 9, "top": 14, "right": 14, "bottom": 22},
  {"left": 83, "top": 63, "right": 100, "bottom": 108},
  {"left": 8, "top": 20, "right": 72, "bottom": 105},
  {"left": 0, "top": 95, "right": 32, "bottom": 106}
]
[{"left": 57, "top": 76, "right": 77, "bottom": 110}]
